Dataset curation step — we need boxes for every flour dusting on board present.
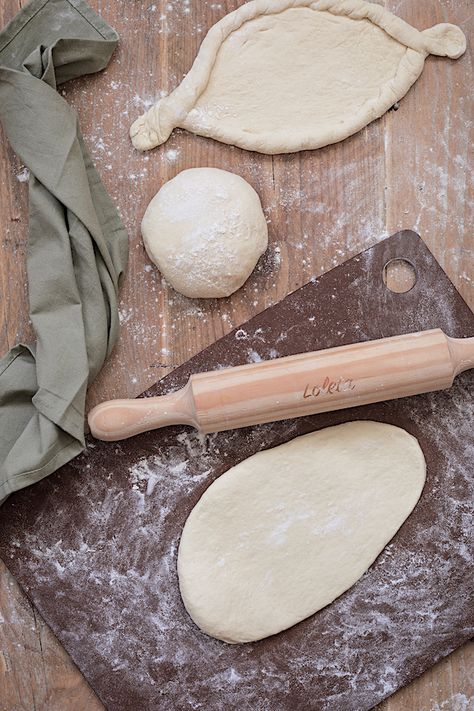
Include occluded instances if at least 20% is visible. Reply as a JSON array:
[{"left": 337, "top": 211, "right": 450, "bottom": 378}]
[{"left": 5, "top": 352, "right": 473, "bottom": 711}]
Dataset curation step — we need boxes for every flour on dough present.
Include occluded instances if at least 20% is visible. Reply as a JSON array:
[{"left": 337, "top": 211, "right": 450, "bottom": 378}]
[
  {"left": 130, "top": 0, "right": 466, "bottom": 154},
  {"left": 177, "top": 421, "right": 426, "bottom": 643},
  {"left": 141, "top": 168, "right": 268, "bottom": 298}
]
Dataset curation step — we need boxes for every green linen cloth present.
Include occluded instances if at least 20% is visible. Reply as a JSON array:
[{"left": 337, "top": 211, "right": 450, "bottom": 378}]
[{"left": 0, "top": 0, "right": 128, "bottom": 505}]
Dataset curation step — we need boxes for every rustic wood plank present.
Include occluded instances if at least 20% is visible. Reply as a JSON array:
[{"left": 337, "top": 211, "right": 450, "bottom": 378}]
[
  {"left": 0, "top": 0, "right": 472, "bottom": 709},
  {"left": 0, "top": 0, "right": 32, "bottom": 354},
  {"left": 385, "top": 0, "right": 474, "bottom": 312}
]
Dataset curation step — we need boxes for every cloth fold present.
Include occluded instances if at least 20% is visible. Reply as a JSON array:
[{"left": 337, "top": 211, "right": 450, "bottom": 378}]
[{"left": 0, "top": 0, "right": 128, "bottom": 505}]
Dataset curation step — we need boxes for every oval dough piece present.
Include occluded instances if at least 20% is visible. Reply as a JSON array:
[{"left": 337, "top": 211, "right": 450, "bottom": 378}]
[
  {"left": 141, "top": 168, "right": 268, "bottom": 298},
  {"left": 178, "top": 421, "right": 426, "bottom": 643},
  {"left": 130, "top": 0, "right": 466, "bottom": 154}
]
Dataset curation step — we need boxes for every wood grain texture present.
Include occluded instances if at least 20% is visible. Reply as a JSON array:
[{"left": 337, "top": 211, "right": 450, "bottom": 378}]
[
  {"left": 0, "top": 0, "right": 31, "bottom": 356},
  {"left": 0, "top": 0, "right": 472, "bottom": 709}
]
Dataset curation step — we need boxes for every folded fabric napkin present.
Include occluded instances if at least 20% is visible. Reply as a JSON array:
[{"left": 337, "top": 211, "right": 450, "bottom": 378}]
[{"left": 0, "top": 0, "right": 128, "bottom": 505}]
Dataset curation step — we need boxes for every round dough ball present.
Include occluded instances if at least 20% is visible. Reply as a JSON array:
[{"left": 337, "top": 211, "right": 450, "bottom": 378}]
[{"left": 141, "top": 168, "right": 268, "bottom": 298}]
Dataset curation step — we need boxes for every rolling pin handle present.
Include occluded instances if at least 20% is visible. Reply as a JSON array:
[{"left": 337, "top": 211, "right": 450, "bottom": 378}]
[
  {"left": 88, "top": 383, "right": 197, "bottom": 441},
  {"left": 447, "top": 336, "right": 474, "bottom": 377}
]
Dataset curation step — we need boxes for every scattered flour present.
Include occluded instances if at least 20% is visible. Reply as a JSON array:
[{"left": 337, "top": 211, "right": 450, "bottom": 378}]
[{"left": 428, "top": 694, "right": 474, "bottom": 711}]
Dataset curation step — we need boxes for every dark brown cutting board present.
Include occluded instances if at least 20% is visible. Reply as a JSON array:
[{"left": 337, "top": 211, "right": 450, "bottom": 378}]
[{"left": 0, "top": 230, "right": 473, "bottom": 711}]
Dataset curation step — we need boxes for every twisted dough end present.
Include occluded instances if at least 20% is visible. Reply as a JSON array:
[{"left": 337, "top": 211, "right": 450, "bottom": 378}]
[
  {"left": 423, "top": 24, "right": 467, "bottom": 60},
  {"left": 130, "top": 101, "right": 175, "bottom": 151},
  {"left": 130, "top": 114, "right": 159, "bottom": 151}
]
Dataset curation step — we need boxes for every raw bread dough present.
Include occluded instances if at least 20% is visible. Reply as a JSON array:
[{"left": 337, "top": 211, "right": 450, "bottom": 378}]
[
  {"left": 178, "top": 421, "right": 426, "bottom": 643},
  {"left": 130, "top": 0, "right": 466, "bottom": 154},
  {"left": 141, "top": 168, "right": 268, "bottom": 298}
]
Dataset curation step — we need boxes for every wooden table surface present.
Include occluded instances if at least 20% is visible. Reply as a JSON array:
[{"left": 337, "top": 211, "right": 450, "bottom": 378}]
[{"left": 0, "top": 0, "right": 472, "bottom": 709}]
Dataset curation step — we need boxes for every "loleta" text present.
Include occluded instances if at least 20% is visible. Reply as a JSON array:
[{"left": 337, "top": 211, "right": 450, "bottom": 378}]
[{"left": 303, "top": 377, "right": 356, "bottom": 399}]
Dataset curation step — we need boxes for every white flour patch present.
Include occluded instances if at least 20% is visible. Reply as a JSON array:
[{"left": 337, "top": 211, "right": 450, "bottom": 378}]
[
  {"left": 16, "top": 167, "right": 29, "bottom": 183},
  {"left": 246, "top": 349, "right": 262, "bottom": 363},
  {"left": 163, "top": 148, "right": 180, "bottom": 163}
]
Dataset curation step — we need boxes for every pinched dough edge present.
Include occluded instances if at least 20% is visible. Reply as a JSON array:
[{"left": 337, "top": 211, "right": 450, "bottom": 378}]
[{"left": 130, "top": 0, "right": 466, "bottom": 154}]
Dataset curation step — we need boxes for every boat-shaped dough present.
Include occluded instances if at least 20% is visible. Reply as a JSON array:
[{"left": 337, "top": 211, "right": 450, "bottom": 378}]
[{"left": 130, "top": 0, "right": 466, "bottom": 155}]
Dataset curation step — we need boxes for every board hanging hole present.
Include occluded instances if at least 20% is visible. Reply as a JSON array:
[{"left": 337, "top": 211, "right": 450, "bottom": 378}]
[{"left": 383, "top": 258, "right": 417, "bottom": 294}]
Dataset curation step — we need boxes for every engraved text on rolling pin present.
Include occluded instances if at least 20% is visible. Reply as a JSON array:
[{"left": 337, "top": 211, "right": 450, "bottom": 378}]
[{"left": 303, "top": 377, "right": 356, "bottom": 399}]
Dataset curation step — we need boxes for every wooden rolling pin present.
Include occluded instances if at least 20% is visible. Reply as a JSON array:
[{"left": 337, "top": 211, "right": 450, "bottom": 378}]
[{"left": 88, "top": 329, "right": 474, "bottom": 441}]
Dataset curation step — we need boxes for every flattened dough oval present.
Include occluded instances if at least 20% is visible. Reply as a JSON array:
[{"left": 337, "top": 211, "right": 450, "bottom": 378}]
[{"left": 177, "top": 421, "right": 426, "bottom": 643}]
